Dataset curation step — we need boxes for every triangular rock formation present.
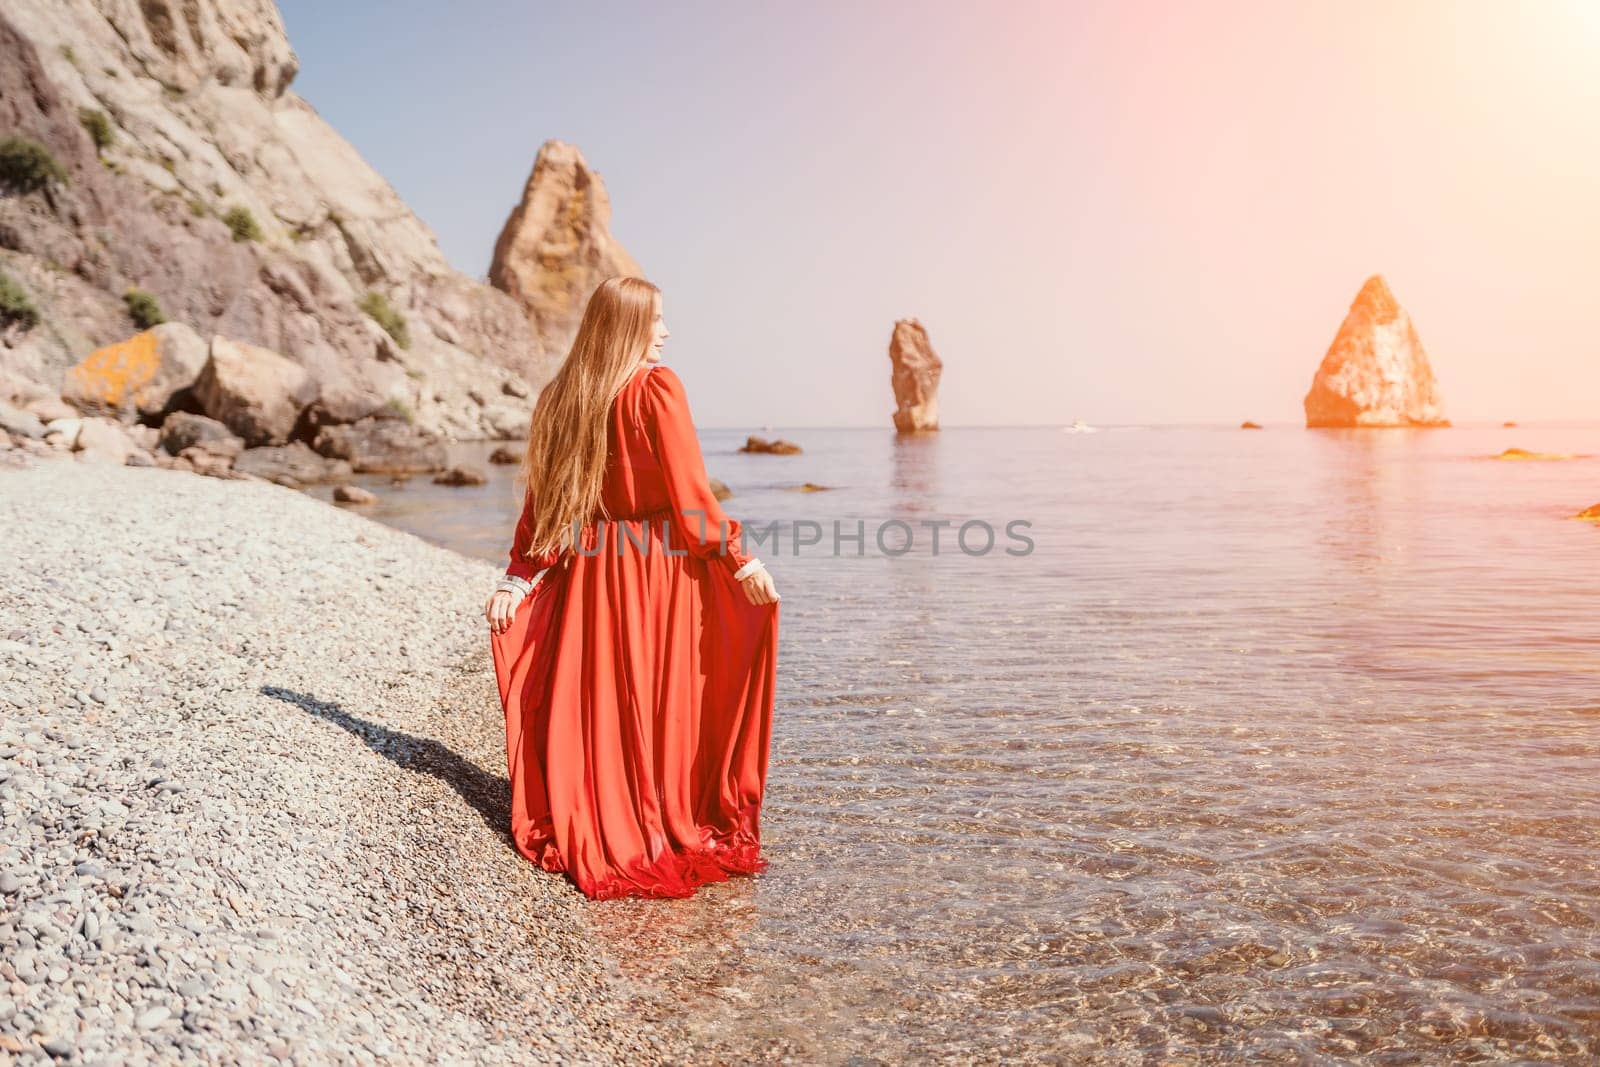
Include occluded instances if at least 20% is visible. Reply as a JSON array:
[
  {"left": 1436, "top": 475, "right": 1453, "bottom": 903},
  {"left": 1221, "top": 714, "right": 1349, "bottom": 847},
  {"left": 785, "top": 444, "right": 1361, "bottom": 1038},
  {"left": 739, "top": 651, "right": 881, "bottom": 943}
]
[
  {"left": 1303, "top": 275, "right": 1448, "bottom": 428},
  {"left": 488, "top": 141, "right": 643, "bottom": 361}
]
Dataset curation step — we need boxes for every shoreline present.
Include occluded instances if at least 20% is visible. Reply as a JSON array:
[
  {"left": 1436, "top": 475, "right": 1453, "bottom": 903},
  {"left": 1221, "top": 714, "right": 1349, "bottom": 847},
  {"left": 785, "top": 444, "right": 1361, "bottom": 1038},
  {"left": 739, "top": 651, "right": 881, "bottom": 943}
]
[{"left": 0, "top": 454, "right": 694, "bottom": 1064}]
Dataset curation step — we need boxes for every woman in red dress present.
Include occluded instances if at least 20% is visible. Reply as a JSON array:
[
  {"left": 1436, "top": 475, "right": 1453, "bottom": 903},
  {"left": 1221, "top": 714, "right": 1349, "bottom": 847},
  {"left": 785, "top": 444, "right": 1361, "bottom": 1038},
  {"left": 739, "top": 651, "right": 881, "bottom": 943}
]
[{"left": 484, "top": 276, "right": 781, "bottom": 901}]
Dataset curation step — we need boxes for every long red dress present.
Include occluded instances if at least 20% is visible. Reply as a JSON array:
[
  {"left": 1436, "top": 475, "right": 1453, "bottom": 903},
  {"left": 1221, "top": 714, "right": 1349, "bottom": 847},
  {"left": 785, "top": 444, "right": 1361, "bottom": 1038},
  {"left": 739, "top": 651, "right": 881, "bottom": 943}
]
[{"left": 488, "top": 362, "right": 780, "bottom": 900}]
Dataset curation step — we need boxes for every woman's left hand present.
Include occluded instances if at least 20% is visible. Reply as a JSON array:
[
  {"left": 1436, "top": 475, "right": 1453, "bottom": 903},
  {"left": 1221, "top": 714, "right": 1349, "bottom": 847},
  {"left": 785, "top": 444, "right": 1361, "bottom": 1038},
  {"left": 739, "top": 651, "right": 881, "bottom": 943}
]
[{"left": 739, "top": 566, "right": 780, "bottom": 606}]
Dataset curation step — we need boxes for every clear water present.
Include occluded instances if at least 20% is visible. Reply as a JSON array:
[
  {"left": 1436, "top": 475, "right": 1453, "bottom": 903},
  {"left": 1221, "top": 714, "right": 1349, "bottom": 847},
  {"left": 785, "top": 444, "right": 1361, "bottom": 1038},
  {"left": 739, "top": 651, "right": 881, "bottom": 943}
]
[{"left": 335, "top": 422, "right": 1600, "bottom": 1063}]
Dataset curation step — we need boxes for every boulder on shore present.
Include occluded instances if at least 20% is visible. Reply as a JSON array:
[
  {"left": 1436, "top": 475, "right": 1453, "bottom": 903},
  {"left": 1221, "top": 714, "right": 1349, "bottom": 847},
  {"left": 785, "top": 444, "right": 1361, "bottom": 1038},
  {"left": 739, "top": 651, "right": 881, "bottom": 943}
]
[
  {"left": 311, "top": 415, "right": 449, "bottom": 474},
  {"left": 1303, "top": 275, "right": 1448, "bottom": 428},
  {"left": 889, "top": 318, "right": 942, "bottom": 433},
  {"left": 62, "top": 324, "right": 209, "bottom": 422},
  {"left": 234, "top": 442, "right": 354, "bottom": 487},
  {"left": 193, "top": 336, "right": 320, "bottom": 447},
  {"left": 74, "top": 417, "right": 138, "bottom": 466},
  {"left": 158, "top": 412, "right": 245, "bottom": 460}
]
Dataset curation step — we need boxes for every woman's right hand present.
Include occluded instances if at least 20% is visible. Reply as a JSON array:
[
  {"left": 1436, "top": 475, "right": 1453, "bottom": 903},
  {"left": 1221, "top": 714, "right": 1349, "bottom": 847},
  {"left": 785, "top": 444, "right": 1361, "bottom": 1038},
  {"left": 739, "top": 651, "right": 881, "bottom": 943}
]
[{"left": 739, "top": 565, "right": 780, "bottom": 606}]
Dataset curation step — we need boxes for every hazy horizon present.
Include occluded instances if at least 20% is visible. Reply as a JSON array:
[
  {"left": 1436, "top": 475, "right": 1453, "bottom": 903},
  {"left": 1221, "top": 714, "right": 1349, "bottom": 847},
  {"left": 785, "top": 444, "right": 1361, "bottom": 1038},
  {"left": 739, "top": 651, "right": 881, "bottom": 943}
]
[{"left": 277, "top": 0, "right": 1600, "bottom": 429}]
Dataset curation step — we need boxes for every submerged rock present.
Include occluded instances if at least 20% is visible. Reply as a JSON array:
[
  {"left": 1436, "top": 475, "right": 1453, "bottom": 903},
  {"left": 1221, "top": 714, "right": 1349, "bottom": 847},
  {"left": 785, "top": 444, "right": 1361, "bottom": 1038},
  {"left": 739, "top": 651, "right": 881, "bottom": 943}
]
[
  {"left": 739, "top": 435, "right": 802, "bottom": 455},
  {"left": 889, "top": 318, "right": 942, "bottom": 433},
  {"left": 1493, "top": 448, "right": 1583, "bottom": 461},
  {"left": 432, "top": 465, "right": 487, "bottom": 487},
  {"left": 333, "top": 484, "right": 378, "bottom": 504},
  {"left": 1303, "top": 275, "right": 1448, "bottom": 428}
]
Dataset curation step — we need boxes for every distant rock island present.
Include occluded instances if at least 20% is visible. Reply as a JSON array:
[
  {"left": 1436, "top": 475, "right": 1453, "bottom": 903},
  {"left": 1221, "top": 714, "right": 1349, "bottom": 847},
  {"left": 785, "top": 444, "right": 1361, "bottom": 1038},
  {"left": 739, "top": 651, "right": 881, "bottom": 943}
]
[
  {"left": 1303, "top": 275, "right": 1449, "bottom": 428},
  {"left": 889, "top": 318, "right": 941, "bottom": 433}
]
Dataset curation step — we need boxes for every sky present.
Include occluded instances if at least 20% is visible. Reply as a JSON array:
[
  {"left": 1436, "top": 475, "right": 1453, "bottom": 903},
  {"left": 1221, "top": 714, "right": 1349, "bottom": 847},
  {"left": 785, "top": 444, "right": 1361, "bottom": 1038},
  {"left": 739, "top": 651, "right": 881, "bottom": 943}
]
[{"left": 275, "top": 0, "right": 1600, "bottom": 427}]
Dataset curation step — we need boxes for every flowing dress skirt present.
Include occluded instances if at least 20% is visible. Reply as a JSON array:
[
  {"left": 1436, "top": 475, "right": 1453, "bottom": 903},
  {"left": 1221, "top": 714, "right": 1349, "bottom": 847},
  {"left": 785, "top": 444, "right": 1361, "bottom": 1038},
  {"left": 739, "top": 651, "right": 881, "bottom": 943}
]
[{"left": 489, "top": 512, "right": 779, "bottom": 900}]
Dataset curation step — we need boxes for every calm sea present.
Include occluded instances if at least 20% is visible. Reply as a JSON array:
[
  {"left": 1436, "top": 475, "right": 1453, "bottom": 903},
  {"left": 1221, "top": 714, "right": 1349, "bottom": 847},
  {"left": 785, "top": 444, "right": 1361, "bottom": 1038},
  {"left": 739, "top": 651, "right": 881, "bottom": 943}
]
[{"left": 317, "top": 422, "right": 1600, "bottom": 1063}]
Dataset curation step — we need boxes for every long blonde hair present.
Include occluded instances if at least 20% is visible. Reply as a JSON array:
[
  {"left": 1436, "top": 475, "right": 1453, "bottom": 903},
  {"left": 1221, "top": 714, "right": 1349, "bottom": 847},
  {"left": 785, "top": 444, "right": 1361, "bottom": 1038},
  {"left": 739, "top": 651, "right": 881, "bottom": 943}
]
[{"left": 515, "top": 276, "right": 660, "bottom": 564}]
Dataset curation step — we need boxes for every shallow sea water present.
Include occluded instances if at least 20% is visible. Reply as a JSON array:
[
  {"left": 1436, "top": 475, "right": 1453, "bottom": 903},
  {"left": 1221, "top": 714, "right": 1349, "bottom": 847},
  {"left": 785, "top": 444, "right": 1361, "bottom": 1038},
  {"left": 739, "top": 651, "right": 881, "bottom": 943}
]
[{"left": 348, "top": 421, "right": 1600, "bottom": 1063}]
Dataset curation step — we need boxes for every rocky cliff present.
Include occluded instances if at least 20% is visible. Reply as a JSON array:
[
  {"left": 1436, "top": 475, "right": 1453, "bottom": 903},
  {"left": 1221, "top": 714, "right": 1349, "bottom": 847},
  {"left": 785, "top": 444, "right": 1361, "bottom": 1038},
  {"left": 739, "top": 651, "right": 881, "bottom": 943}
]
[
  {"left": 0, "top": 0, "right": 633, "bottom": 444},
  {"left": 1303, "top": 275, "right": 1449, "bottom": 429}
]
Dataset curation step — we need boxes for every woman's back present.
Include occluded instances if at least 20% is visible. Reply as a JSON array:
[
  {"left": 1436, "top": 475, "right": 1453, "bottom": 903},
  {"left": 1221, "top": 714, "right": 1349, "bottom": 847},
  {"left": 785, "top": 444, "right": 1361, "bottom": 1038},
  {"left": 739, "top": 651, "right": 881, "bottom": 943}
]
[
  {"left": 595, "top": 362, "right": 674, "bottom": 522},
  {"left": 489, "top": 357, "right": 780, "bottom": 901}
]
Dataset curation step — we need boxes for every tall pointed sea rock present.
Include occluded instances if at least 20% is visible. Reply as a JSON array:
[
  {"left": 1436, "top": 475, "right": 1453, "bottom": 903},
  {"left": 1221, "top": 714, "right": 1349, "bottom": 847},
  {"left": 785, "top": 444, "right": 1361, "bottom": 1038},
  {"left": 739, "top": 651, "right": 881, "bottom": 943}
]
[
  {"left": 889, "top": 319, "right": 942, "bottom": 433},
  {"left": 1304, "top": 275, "right": 1448, "bottom": 428}
]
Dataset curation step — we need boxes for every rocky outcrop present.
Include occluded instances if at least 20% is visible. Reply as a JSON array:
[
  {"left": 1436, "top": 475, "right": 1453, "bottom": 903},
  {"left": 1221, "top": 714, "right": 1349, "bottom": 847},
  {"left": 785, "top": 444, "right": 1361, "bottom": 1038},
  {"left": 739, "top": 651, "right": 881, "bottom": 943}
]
[
  {"left": 1303, "top": 276, "right": 1449, "bottom": 428},
  {"left": 0, "top": 1, "right": 558, "bottom": 440},
  {"left": 488, "top": 141, "right": 643, "bottom": 360},
  {"left": 889, "top": 318, "right": 942, "bottom": 433}
]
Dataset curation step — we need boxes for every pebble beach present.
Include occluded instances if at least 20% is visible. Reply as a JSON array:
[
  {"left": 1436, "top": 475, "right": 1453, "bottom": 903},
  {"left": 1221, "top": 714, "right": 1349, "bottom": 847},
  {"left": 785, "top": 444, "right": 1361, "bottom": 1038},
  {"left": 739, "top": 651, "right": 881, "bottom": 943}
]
[{"left": 0, "top": 451, "right": 696, "bottom": 1065}]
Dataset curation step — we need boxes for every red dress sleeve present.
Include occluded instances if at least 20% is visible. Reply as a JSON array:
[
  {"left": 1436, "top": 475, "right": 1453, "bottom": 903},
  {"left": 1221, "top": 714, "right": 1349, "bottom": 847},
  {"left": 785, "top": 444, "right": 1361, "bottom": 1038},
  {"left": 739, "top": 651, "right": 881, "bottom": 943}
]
[
  {"left": 642, "top": 365, "right": 756, "bottom": 577},
  {"left": 506, "top": 489, "right": 562, "bottom": 581}
]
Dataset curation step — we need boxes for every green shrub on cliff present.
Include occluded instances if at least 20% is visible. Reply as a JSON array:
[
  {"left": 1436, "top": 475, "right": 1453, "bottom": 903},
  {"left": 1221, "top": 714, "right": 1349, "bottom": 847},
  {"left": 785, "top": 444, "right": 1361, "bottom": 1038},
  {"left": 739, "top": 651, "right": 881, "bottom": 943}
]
[
  {"left": 222, "top": 205, "right": 262, "bottom": 243},
  {"left": 0, "top": 136, "right": 70, "bottom": 193},
  {"left": 122, "top": 288, "right": 166, "bottom": 329},
  {"left": 358, "top": 291, "right": 412, "bottom": 350},
  {"left": 0, "top": 271, "right": 41, "bottom": 330},
  {"left": 78, "top": 108, "right": 114, "bottom": 152}
]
